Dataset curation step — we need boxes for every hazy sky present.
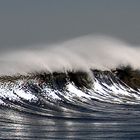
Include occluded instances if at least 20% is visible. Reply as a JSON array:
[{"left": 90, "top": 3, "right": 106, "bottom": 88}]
[{"left": 0, "top": 0, "right": 140, "bottom": 50}]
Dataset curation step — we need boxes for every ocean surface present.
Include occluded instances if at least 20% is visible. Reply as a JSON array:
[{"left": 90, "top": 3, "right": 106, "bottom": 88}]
[{"left": 0, "top": 70, "right": 140, "bottom": 139}]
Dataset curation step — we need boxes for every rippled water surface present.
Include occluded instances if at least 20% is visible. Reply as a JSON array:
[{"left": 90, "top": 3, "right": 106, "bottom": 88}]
[{"left": 1, "top": 103, "right": 140, "bottom": 139}]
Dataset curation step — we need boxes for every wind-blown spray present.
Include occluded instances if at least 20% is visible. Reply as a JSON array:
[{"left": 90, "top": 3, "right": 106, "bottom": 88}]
[{"left": 0, "top": 35, "right": 139, "bottom": 75}]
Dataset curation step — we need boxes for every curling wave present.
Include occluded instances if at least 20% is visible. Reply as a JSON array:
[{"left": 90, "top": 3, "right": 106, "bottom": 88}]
[
  {"left": 0, "top": 66, "right": 140, "bottom": 118},
  {"left": 1, "top": 36, "right": 140, "bottom": 139}
]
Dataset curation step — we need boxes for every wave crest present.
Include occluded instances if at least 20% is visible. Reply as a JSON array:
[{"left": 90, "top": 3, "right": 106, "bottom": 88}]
[{"left": 0, "top": 66, "right": 140, "bottom": 110}]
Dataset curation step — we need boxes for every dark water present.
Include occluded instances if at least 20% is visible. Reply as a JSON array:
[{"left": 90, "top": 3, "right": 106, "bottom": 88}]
[{"left": 1, "top": 102, "right": 140, "bottom": 139}]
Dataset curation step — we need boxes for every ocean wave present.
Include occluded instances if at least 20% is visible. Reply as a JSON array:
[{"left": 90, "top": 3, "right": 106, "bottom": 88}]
[
  {"left": 0, "top": 35, "right": 140, "bottom": 119},
  {"left": 0, "top": 66, "right": 140, "bottom": 118}
]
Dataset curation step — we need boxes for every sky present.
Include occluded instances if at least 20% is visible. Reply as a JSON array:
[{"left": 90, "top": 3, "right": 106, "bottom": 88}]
[{"left": 0, "top": 0, "right": 140, "bottom": 50}]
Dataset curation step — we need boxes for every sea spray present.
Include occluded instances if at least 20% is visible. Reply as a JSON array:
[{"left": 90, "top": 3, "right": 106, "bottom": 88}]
[{"left": 0, "top": 35, "right": 139, "bottom": 75}]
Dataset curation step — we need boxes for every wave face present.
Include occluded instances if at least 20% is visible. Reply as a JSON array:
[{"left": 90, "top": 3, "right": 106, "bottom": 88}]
[
  {"left": 1, "top": 69, "right": 140, "bottom": 110},
  {"left": 1, "top": 70, "right": 140, "bottom": 139}
]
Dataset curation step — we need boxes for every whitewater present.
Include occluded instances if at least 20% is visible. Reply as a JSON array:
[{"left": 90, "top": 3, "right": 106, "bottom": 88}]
[{"left": 1, "top": 35, "right": 140, "bottom": 139}]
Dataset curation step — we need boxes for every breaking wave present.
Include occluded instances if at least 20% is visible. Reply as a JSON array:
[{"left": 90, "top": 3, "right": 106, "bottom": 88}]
[
  {"left": 0, "top": 66, "right": 140, "bottom": 119},
  {"left": 1, "top": 36, "right": 140, "bottom": 139},
  {"left": 0, "top": 35, "right": 140, "bottom": 119}
]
